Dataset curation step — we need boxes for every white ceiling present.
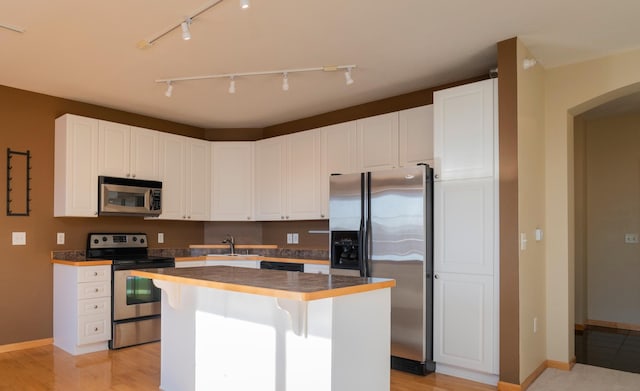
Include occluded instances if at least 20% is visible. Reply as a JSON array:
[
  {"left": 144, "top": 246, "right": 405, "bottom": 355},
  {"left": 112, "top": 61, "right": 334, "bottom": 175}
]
[{"left": 1, "top": 0, "right": 640, "bottom": 129}]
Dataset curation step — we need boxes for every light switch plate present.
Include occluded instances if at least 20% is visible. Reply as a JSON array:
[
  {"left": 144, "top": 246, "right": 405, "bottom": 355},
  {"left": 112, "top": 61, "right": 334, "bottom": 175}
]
[
  {"left": 624, "top": 233, "right": 639, "bottom": 244},
  {"left": 158, "top": 232, "right": 164, "bottom": 244},
  {"left": 12, "top": 232, "right": 26, "bottom": 246},
  {"left": 57, "top": 232, "right": 65, "bottom": 245},
  {"left": 286, "top": 233, "right": 293, "bottom": 244},
  {"left": 292, "top": 233, "right": 299, "bottom": 244}
]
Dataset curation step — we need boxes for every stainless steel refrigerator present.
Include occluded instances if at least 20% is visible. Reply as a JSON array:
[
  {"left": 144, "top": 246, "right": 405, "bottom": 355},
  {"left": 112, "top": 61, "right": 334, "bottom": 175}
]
[{"left": 329, "top": 164, "right": 435, "bottom": 375}]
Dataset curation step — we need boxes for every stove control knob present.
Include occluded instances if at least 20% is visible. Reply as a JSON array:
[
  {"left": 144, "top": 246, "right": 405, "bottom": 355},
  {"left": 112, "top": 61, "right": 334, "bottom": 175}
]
[
  {"left": 93, "top": 239, "right": 99, "bottom": 244},
  {"left": 102, "top": 236, "right": 107, "bottom": 242},
  {"left": 140, "top": 238, "right": 145, "bottom": 244},
  {"left": 132, "top": 236, "right": 137, "bottom": 242}
]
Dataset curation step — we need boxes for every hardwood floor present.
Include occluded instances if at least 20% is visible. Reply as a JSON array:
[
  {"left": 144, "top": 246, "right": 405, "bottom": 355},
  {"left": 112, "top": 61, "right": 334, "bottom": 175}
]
[{"left": 0, "top": 343, "right": 495, "bottom": 390}]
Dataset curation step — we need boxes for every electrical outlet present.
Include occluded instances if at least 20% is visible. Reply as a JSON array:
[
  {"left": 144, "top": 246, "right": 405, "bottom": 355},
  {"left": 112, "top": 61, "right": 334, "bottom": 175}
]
[
  {"left": 520, "top": 233, "right": 527, "bottom": 250},
  {"left": 286, "top": 233, "right": 293, "bottom": 244},
  {"left": 624, "top": 233, "right": 639, "bottom": 244},
  {"left": 12, "top": 232, "right": 26, "bottom": 246},
  {"left": 292, "top": 233, "right": 299, "bottom": 244},
  {"left": 533, "top": 317, "right": 538, "bottom": 333},
  {"left": 158, "top": 232, "right": 164, "bottom": 244},
  {"left": 57, "top": 232, "right": 65, "bottom": 245}
]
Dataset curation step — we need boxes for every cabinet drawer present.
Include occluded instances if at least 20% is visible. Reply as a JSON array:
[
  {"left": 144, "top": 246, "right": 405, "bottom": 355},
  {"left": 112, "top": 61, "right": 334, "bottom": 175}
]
[
  {"left": 77, "top": 266, "right": 110, "bottom": 283},
  {"left": 78, "top": 281, "right": 111, "bottom": 299},
  {"left": 78, "top": 297, "right": 110, "bottom": 317},
  {"left": 78, "top": 315, "right": 110, "bottom": 345}
]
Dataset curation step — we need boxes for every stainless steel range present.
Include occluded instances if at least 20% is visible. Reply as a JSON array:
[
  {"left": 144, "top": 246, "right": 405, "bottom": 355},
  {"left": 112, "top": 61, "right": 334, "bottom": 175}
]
[{"left": 86, "top": 233, "right": 175, "bottom": 349}]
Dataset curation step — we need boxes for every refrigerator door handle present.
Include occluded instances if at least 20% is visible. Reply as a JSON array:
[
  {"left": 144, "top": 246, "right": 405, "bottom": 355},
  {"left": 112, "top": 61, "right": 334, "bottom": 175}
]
[
  {"left": 363, "top": 172, "right": 372, "bottom": 278},
  {"left": 358, "top": 173, "right": 366, "bottom": 277}
]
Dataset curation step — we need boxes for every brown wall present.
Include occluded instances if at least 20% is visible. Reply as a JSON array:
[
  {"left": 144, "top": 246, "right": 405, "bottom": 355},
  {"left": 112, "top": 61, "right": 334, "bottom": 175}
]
[
  {"left": 0, "top": 85, "right": 205, "bottom": 345},
  {"left": 497, "top": 38, "right": 520, "bottom": 384},
  {"left": 203, "top": 220, "right": 329, "bottom": 249}
]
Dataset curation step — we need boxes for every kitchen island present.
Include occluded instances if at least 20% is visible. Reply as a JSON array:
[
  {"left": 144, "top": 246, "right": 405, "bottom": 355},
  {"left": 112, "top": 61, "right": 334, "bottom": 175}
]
[{"left": 132, "top": 266, "right": 395, "bottom": 391}]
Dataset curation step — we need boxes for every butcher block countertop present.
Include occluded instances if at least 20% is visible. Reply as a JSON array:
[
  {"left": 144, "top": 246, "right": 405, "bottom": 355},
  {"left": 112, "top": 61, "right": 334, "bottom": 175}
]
[{"left": 132, "top": 266, "right": 394, "bottom": 301}]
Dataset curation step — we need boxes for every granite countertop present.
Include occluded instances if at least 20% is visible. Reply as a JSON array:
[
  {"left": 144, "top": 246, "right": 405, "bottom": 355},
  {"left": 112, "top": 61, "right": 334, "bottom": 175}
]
[{"left": 132, "top": 266, "right": 394, "bottom": 301}]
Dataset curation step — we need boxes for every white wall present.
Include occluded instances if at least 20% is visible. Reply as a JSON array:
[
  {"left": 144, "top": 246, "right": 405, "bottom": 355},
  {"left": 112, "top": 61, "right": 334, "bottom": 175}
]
[
  {"left": 545, "top": 48, "right": 640, "bottom": 363},
  {"left": 516, "top": 39, "right": 548, "bottom": 382}
]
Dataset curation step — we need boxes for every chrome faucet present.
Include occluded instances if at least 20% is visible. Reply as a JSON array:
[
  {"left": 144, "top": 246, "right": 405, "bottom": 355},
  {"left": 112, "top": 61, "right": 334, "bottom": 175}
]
[{"left": 222, "top": 234, "right": 235, "bottom": 255}]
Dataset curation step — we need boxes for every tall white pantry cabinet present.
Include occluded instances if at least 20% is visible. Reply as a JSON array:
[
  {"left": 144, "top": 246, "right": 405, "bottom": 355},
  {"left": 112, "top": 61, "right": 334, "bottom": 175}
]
[{"left": 432, "top": 78, "right": 499, "bottom": 385}]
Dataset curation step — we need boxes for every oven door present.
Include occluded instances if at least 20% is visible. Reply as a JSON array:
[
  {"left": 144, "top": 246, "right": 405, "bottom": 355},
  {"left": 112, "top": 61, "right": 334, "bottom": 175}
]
[{"left": 113, "top": 269, "right": 162, "bottom": 321}]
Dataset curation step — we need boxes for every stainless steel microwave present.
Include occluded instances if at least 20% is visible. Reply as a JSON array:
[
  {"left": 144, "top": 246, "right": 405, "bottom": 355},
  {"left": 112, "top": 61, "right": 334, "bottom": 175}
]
[{"left": 98, "top": 176, "right": 162, "bottom": 217}]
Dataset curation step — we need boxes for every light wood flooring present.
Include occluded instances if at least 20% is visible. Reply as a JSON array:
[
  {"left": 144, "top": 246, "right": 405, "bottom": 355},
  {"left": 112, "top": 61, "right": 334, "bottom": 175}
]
[{"left": 0, "top": 343, "right": 495, "bottom": 390}]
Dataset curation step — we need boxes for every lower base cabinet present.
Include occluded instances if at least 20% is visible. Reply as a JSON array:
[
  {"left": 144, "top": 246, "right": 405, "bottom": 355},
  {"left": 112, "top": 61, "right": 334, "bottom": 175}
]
[
  {"left": 53, "top": 264, "right": 112, "bottom": 355},
  {"left": 433, "top": 271, "right": 498, "bottom": 383}
]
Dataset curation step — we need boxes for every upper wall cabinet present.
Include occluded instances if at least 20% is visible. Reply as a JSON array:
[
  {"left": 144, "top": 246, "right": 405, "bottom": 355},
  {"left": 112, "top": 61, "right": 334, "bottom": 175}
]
[
  {"left": 399, "top": 105, "right": 434, "bottom": 167},
  {"left": 324, "top": 121, "right": 357, "bottom": 176},
  {"left": 158, "top": 133, "right": 210, "bottom": 221},
  {"left": 254, "top": 131, "right": 325, "bottom": 221},
  {"left": 98, "top": 121, "right": 160, "bottom": 181},
  {"left": 434, "top": 79, "right": 496, "bottom": 180},
  {"left": 211, "top": 142, "right": 254, "bottom": 221},
  {"left": 356, "top": 112, "right": 399, "bottom": 172},
  {"left": 54, "top": 114, "right": 99, "bottom": 217}
]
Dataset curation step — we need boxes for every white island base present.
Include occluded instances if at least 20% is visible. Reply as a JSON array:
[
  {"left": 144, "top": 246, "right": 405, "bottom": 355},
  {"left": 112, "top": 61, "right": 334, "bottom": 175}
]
[{"left": 155, "top": 279, "right": 391, "bottom": 391}]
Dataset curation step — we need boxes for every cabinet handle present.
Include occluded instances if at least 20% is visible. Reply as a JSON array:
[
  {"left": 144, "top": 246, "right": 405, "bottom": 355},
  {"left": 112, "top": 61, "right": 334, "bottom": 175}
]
[
  {"left": 94, "top": 305, "right": 99, "bottom": 309},
  {"left": 434, "top": 174, "right": 439, "bottom": 179},
  {"left": 94, "top": 211, "right": 98, "bottom": 216},
  {"left": 126, "top": 173, "right": 130, "bottom": 178},
  {"left": 93, "top": 272, "right": 98, "bottom": 276},
  {"left": 188, "top": 216, "right": 191, "bottom": 219},
  {"left": 247, "top": 216, "right": 251, "bottom": 220},
  {"left": 95, "top": 288, "right": 100, "bottom": 292},
  {"left": 434, "top": 274, "right": 439, "bottom": 279},
  {"left": 182, "top": 215, "right": 186, "bottom": 219},
  {"left": 286, "top": 216, "right": 289, "bottom": 219},
  {"left": 281, "top": 216, "right": 284, "bottom": 220},
  {"left": 94, "top": 327, "right": 99, "bottom": 332},
  {"left": 132, "top": 174, "right": 136, "bottom": 178},
  {"left": 321, "top": 214, "right": 325, "bottom": 218}
]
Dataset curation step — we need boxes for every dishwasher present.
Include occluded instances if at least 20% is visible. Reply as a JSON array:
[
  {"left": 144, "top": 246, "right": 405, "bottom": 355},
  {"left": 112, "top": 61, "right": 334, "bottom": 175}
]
[{"left": 260, "top": 261, "right": 304, "bottom": 272}]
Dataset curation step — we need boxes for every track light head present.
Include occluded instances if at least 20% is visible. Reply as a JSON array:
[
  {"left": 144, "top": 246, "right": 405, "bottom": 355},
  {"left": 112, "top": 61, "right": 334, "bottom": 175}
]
[
  {"left": 228, "top": 76, "right": 236, "bottom": 94},
  {"left": 181, "top": 18, "right": 192, "bottom": 41},
  {"left": 240, "top": 0, "right": 250, "bottom": 9},
  {"left": 344, "top": 67, "right": 354, "bottom": 85},
  {"left": 165, "top": 82, "right": 173, "bottom": 97},
  {"left": 282, "top": 72, "right": 289, "bottom": 91}
]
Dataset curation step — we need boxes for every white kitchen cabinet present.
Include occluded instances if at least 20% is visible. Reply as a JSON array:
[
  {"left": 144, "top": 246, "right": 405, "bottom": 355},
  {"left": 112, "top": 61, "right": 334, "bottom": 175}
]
[
  {"left": 54, "top": 114, "right": 99, "bottom": 217},
  {"left": 433, "top": 272, "right": 497, "bottom": 374},
  {"left": 255, "top": 131, "right": 325, "bottom": 221},
  {"left": 434, "top": 178, "right": 496, "bottom": 275},
  {"left": 304, "top": 264, "right": 330, "bottom": 274},
  {"left": 158, "top": 134, "right": 210, "bottom": 220},
  {"left": 434, "top": 79, "right": 496, "bottom": 180},
  {"left": 211, "top": 142, "right": 254, "bottom": 221},
  {"left": 254, "top": 136, "right": 287, "bottom": 221},
  {"left": 356, "top": 112, "right": 399, "bottom": 172},
  {"left": 287, "top": 129, "right": 325, "bottom": 220},
  {"left": 185, "top": 138, "right": 211, "bottom": 220},
  {"left": 53, "top": 264, "right": 111, "bottom": 355},
  {"left": 98, "top": 122, "right": 160, "bottom": 181},
  {"left": 205, "top": 260, "right": 259, "bottom": 268},
  {"left": 399, "top": 105, "right": 434, "bottom": 167},
  {"left": 324, "top": 121, "right": 357, "bottom": 175}
]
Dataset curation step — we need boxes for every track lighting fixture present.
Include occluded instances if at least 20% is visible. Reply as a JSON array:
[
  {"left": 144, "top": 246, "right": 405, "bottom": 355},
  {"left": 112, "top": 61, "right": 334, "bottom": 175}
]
[
  {"left": 344, "top": 67, "right": 354, "bottom": 85},
  {"left": 164, "top": 81, "right": 173, "bottom": 97},
  {"left": 0, "top": 22, "right": 25, "bottom": 33},
  {"left": 228, "top": 76, "right": 236, "bottom": 94},
  {"left": 181, "top": 18, "right": 192, "bottom": 41},
  {"left": 138, "top": 0, "right": 251, "bottom": 48},
  {"left": 156, "top": 64, "right": 356, "bottom": 96}
]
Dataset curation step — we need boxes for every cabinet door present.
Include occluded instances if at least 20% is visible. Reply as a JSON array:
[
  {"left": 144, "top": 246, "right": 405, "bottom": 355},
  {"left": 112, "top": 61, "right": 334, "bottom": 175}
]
[
  {"left": 324, "top": 121, "right": 357, "bottom": 176},
  {"left": 185, "top": 139, "right": 211, "bottom": 221},
  {"left": 54, "top": 114, "right": 99, "bottom": 217},
  {"left": 356, "top": 112, "right": 399, "bottom": 171},
  {"left": 211, "top": 142, "right": 254, "bottom": 221},
  {"left": 255, "top": 136, "right": 287, "bottom": 221},
  {"left": 399, "top": 105, "right": 434, "bottom": 167},
  {"left": 434, "top": 179, "right": 495, "bottom": 275},
  {"left": 433, "top": 272, "right": 496, "bottom": 374},
  {"left": 98, "top": 120, "right": 130, "bottom": 178},
  {"left": 130, "top": 126, "right": 160, "bottom": 180},
  {"left": 158, "top": 134, "right": 186, "bottom": 220},
  {"left": 434, "top": 79, "right": 496, "bottom": 180},
  {"left": 287, "top": 130, "right": 325, "bottom": 220}
]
